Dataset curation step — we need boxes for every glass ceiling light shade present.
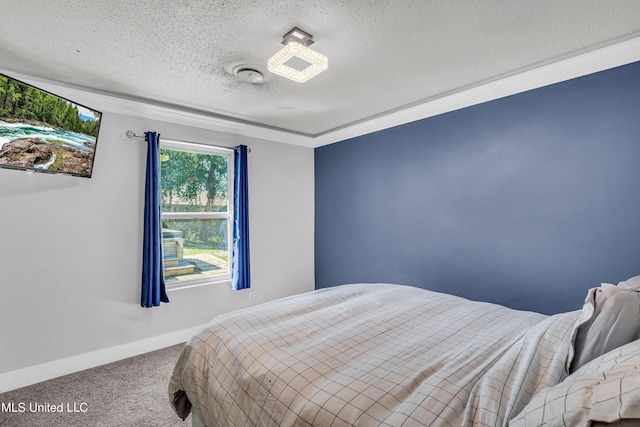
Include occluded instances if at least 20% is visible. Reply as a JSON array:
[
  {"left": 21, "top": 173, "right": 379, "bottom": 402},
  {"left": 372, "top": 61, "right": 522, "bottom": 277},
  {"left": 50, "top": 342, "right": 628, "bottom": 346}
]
[{"left": 268, "top": 27, "right": 328, "bottom": 83}]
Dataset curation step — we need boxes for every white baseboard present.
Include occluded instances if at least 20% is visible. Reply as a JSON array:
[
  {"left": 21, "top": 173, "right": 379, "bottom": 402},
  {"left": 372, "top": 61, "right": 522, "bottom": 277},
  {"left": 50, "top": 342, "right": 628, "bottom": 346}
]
[{"left": 0, "top": 325, "right": 204, "bottom": 394}]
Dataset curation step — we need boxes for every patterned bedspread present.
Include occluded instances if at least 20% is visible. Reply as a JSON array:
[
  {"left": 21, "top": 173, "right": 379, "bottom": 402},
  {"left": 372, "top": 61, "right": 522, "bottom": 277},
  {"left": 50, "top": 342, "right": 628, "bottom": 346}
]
[{"left": 169, "top": 283, "right": 580, "bottom": 426}]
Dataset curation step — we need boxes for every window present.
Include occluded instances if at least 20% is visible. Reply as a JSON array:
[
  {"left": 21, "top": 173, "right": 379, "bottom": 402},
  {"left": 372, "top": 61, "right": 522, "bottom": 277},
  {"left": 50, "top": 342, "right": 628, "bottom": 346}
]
[{"left": 160, "top": 140, "right": 233, "bottom": 287}]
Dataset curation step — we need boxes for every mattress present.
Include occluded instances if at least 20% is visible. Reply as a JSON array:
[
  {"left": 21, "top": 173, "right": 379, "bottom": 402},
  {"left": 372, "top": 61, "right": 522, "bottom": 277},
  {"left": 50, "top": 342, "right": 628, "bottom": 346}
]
[{"left": 169, "top": 283, "right": 579, "bottom": 426}]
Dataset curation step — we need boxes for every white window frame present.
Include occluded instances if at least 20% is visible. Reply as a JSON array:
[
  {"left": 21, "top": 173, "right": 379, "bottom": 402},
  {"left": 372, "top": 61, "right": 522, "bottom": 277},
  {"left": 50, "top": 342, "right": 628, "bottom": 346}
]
[{"left": 160, "top": 139, "right": 234, "bottom": 290}]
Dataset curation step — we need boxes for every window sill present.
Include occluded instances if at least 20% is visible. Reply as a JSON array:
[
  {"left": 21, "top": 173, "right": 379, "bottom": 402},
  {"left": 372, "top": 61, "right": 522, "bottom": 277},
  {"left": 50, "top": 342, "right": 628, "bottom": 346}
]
[{"left": 166, "top": 276, "right": 231, "bottom": 292}]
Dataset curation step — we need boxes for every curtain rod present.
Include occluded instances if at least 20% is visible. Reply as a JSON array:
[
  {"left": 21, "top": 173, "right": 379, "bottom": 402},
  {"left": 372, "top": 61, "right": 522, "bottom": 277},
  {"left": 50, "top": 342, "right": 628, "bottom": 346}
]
[{"left": 125, "top": 130, "right": 248, "bottom": 153}]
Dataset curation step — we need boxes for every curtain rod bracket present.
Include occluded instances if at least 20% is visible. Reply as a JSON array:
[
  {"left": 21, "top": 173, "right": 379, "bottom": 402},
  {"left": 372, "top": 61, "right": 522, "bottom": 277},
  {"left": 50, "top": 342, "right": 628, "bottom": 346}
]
[{"left": 126, "top": 130, "right": 144, "bottom": 139}]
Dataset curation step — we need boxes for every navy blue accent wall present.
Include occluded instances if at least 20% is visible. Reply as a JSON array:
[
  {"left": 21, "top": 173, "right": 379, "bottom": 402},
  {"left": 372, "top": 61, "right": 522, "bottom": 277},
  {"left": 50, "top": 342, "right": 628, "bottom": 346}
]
[{"left": 315, "top": 61, "right": 640, "bottom": 315}]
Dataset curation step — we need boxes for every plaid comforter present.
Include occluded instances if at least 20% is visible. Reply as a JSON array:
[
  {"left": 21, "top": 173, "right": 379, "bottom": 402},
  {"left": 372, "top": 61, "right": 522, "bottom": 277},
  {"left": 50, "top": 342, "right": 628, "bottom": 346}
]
[{"left": 169, "top": 283, "right": 579, "bottom": 426}]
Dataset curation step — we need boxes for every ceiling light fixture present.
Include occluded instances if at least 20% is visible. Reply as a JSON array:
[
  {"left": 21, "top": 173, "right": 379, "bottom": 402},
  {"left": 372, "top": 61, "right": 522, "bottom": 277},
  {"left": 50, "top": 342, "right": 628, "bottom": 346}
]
[{"left": 267, "top": 27, "right": 328, "bottom": 83}]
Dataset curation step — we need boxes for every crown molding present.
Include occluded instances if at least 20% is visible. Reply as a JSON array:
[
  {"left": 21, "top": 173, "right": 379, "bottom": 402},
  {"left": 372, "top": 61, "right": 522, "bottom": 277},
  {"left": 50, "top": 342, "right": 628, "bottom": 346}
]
[
  {"left": 311, "top": 35, "right": 640, "bottom": 147},
  {"left": 2, "top": 35, "right": 639, "bottom": 149},
  {"left": 0, "top": 68, "right": 312, "bottom": 146}
]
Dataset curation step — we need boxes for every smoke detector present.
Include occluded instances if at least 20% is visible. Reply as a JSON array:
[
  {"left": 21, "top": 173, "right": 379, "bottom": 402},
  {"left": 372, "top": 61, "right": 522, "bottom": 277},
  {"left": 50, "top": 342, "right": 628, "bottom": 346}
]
[{"left": 232, "top": 65, "right": 264, "bottom": 84}]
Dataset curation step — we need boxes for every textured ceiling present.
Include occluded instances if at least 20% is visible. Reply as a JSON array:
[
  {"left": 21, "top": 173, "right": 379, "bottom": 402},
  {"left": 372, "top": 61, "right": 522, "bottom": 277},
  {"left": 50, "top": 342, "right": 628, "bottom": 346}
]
[{"left": 1, "top": 0, "right": 640, "bottom": 137}]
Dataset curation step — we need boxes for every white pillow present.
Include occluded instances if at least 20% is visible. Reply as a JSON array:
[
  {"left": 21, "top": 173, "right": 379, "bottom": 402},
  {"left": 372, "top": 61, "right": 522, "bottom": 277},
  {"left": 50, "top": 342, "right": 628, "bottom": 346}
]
[
  {"left": 618, "top": 274, "right": 640, "bottom": 291},
  {"left": 569, "top": 283, "right": 640, "bottom": 373},
  {"left": 510, "top": 339, "right": 640, "bottom": 426}
]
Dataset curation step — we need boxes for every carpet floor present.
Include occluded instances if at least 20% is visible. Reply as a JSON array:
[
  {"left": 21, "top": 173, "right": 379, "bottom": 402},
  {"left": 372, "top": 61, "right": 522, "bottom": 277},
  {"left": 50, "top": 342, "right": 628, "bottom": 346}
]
[{"left": 0, "top": 344, "right": 190, "bottom": 427}]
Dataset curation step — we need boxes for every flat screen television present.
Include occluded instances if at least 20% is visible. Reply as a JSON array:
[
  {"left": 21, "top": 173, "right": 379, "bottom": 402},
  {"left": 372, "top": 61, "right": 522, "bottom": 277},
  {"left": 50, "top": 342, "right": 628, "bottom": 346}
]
[{"left": 0, "top": 73, "right": 102, "bottom": 178}]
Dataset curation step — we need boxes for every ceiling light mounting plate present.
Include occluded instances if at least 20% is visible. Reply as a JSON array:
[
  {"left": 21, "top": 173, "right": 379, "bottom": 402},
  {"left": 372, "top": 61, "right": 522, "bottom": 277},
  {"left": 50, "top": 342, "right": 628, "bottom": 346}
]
[{"left": 282, "top": 27, "right": 314, "bottom": 47}]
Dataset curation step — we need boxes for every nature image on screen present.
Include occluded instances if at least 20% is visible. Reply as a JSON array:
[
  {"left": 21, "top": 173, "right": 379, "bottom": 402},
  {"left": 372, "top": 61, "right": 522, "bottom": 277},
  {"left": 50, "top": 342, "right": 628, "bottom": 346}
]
[{"left": 0, "top": 73, "right": 101, "bottom": 178}]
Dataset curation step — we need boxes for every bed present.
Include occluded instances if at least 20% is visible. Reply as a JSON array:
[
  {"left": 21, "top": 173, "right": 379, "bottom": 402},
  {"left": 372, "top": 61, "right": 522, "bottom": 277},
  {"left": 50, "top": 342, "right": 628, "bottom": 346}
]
[{"left": 169, "top": 280, "right": 640, "bottom": 426}]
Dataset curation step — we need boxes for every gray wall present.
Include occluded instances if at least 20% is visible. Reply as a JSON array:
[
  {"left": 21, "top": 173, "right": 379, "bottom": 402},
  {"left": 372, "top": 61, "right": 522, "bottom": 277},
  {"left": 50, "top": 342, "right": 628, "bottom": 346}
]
[
  {"left": 315, "top": 61, "right": 640, "bottom": 315},
  {"left": 0, "top": 109, "right": 315, "bottom": 376}
]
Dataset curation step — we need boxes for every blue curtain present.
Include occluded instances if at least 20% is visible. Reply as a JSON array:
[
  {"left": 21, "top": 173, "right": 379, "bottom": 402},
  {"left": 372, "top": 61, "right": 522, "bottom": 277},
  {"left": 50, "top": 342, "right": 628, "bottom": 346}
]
[
  {"left": 141, "top": 131, "right": 169, "bottom": 307},
  {"left": 232, "top": 145, "right": 251, "bottom": 290}
]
